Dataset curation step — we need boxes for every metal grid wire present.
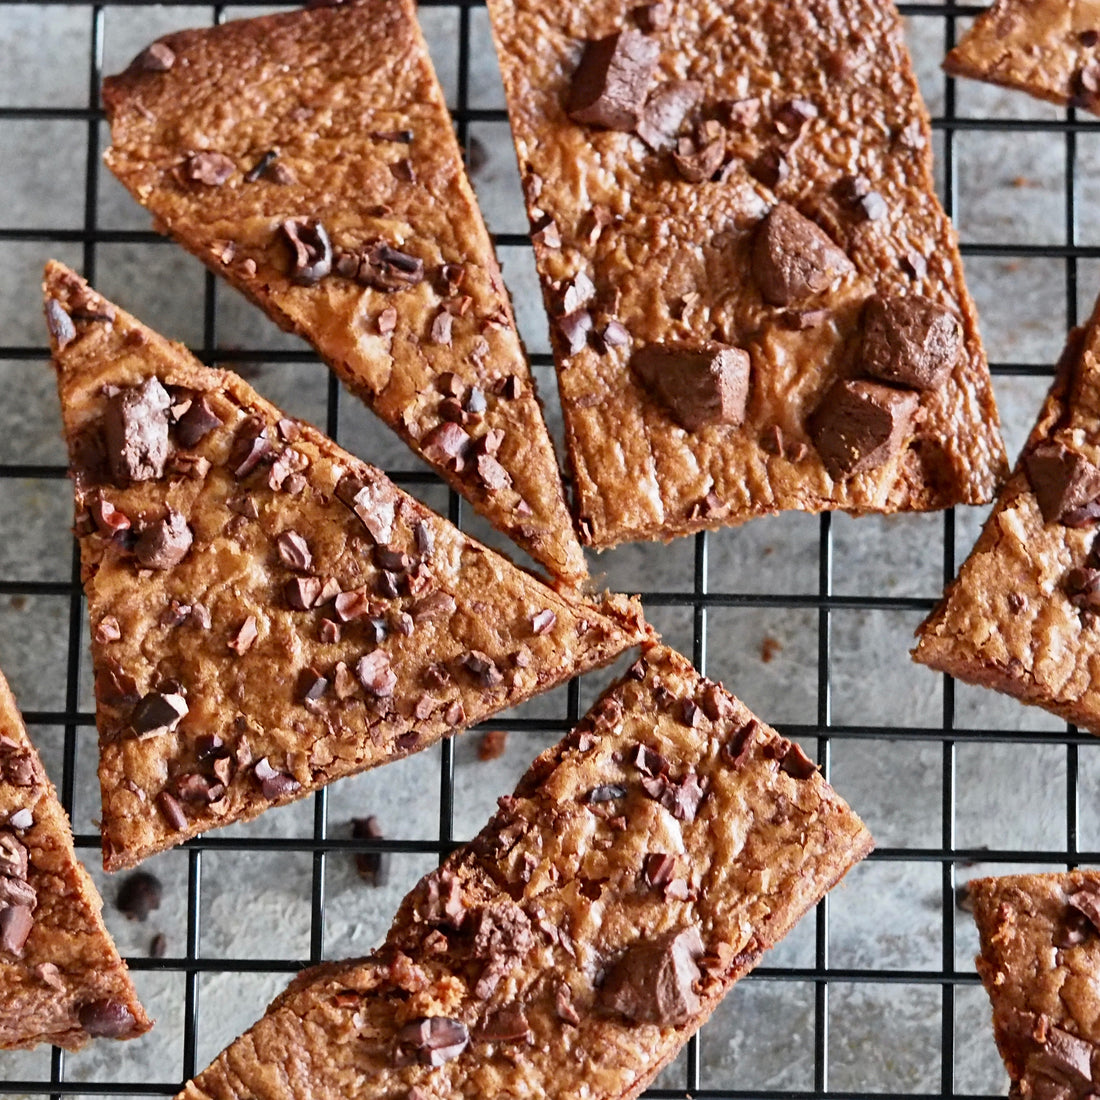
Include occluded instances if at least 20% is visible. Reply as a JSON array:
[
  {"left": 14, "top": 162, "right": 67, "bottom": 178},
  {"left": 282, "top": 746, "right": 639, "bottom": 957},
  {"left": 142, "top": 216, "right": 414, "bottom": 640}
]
[{"left": 0, "top": 1, "right": 1094, "bottom": 1098}]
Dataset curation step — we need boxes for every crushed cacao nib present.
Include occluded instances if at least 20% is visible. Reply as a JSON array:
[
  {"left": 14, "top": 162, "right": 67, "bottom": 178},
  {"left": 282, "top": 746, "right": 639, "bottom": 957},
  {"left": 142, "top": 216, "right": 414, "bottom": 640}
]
[
  {"left": 286, "top": 576, "right": 324, "bottom": 610},
  {"left": 632, "top": 743, "right": 670, "bottom": 778},
  {"left": 332, "top": 589, "right": 372, "bottom": 622},
  {"left": 104, "top": 377, "right": 171, "bottom": 483},
  {"left": 474, "top": 1003, "right": 532, "bottom": 1044},
  {"left": 357, "top": 650, "right": 396, "bottom": 697},
  {"left": 377, "top": 573, "right": 399, "bottom": 599},
  {"left": 599, "top": 925, "right": 704, "bottom": 1026},
  {"left": 0, "top": 742, "right": 35, "bottom": 787},
  {"left": 643, "top": 852, "right": 677, "bottom": 889},
  {"left": 319, "top": 618, "right": 342, "bottom": 644},
  {"left": 560, "top": 272, "right": 597, "bottom": 315},
  {"left": 130, "top": 691, "right": 188, "bottom": 738},
  {"left": 808, "top": 379, "right": 919, "bottom": 479},
  {"left": 558, "top": 309, "right": 594, "bottom": 355},
  {"left": 134, "top": 41, "right": 175, "bottom": 71},
  {"left": 156, "top": 791, "right": 188, "bottom": 831},
  {"left": 78, "top": 999, "right": 137, "bottom": 1039},
  {"left": 752, "top": 203, "right": 855, "bottom": 306},
  {"left": 699, "top": 680, "right": 734, "bottom": 722},
  {"left": 390, "top": 157, "right": 415, "bottom": 183},
  {"left": 471, "top": 900, "right": 535, "bottom": 998},
  {"left": 280, "top": 217, "right": 333, "bottom": 285},
  {"left": 631, "top": 343, "right": 750, "bottom": 431},
  {"left": 641, "top": 770, "right": 706, "bottom": 822},
  {"left": 228, "top": 615, "right": 259, "bottom": 655},
  {"left": 396, "top": 1016, "right": 469, "bottom": 1068},
  {"left": 336, "top": 475, "right": 397, "bottom": 544},
  {"left": 779, "top": 740, "right": 818, "bottom": 779},
  {"left": 584, "top": 784, "right": 627, "bottom": 803},
  {"left": 568, "top": 30, "right": 659, "bottom": 131},
  {"left": 837, "top": 174, "right": 887, "bottom": 221},
  {"left": 276, "top": 530, "right": 313, "bottom": 572},
  {"left": 636, "top": 80, "right": 702, "bottom": 151},
  {"left": 1024, "top": 442, "right": 1100, "bottom": 525},
  {"left": 116, "top": 871, "right": 162, "bottom": 922},
  {"left": 335, "top": 240, "right": 425, "bottom": 292},
  {"left": 458, "top": 650, "right": 503, "bottom": 687},
  {"left": 253, "top": 757, "right": 300, "bottom": 800},
  {"left": 861, "top": 294, "right": 962, "bottom": 391},
  {"left": 598, "top": 319, "right": 631, "bottom": 352},
  {"left": 351, "top": 815, "right": 387, "bottom": 886},
  {"left": 243, "top": 149, "right": 279, "bottom": 183},
  {"left": 229, "top": 421, "right": 274, "bottom": 479},
  {"left": 174, "top": 395, "right": 223, "bottom": 448},
  {"left": 184, "top": 151, "right": 235, "bottom": 186},
  {"left": 45, "top": 298, "right": 77, "bottom": 350}
]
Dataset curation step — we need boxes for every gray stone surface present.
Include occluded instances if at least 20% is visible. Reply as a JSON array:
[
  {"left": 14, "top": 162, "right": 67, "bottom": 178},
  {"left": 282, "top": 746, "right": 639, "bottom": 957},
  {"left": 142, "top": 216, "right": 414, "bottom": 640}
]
[{"left": 0, "top": 4, "right": 1087, "bottom": 1097}]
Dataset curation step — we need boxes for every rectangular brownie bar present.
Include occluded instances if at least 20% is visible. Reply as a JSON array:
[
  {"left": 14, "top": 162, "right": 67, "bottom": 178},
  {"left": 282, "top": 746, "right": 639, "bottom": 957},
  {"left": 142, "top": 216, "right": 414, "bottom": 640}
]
[
  {"left": 484, "top": 0, "right": 1006, "bottom": 549},
  {"left": 177, "top": 644, "right": 872, "bottom": 1100}
]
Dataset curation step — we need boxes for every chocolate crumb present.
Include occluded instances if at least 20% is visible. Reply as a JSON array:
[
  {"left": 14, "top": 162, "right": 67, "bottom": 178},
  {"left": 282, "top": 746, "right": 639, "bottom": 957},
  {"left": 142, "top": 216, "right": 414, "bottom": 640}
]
[
  {"left": 149, "top": 933, "right": 168, "bottom": 958},
  {"left": 478, "top": 730, "right": 508, "bottom": 761},
  {"left": 116, "top": 872, "right": 162, "bottom": 922},
  {"left": 351, "top": 815, "right": 387, "bottom": 886}
]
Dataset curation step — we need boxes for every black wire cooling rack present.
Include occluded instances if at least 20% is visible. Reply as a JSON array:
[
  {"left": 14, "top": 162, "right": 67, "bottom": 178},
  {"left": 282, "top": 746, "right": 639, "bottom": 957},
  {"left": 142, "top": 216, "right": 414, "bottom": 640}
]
[{"left": 1, "top": 1, "right": 1098, "bottom": 1098}]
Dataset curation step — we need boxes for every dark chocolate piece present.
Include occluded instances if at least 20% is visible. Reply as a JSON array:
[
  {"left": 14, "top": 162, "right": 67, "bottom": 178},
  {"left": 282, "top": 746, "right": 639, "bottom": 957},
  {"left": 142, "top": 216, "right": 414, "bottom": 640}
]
[
  {"left": 808, "top": 379, "right": 919, "bottom": 478},
  {"left": 599, "top": 925, "right": 704, "bottom": 1026},
  {"left": 104, "top": 378, "right": 172, "bottom": 483},
  {"left": 1024, "top": 442, "right": 1100, "bottom": 525},
  {"left": 631, "top": 344, "right": 750, "bottom": 431},
  {"left": 861, "top": 293, "right": 962, "bottom": 391},
  {"left": 567, "top": 30, "right": 659, "bottom": 131},
  {"left": 752, "top": 203, "right": 855, "bottom": 306}
]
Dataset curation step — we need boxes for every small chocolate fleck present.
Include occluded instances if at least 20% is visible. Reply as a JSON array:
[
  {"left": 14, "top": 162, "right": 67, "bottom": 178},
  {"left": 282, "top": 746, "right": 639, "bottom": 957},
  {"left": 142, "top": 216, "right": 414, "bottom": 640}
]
[
  {"left": 243, "top": 150, "right": 279, "bottom": 183},
  {"left": 117, "top": 872, "right": 162, "bottom": 922}
]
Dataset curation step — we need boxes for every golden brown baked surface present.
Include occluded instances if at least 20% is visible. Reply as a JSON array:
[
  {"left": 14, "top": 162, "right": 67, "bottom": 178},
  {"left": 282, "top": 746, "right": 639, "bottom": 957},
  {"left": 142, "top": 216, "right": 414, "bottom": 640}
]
[
  {"left": 0, "top": 668, "right": 150, "bottom": 1050},
  {"left": 971, "top": 872, "right": 1100, "bottom": 1098},
  {"left": 485, "top": 0, "right": 1007, "bottom": 550},
  {"left": 914, "top": 292, "right": 1100, "bottom": 734},
  {"left": 177, "top": 643, "right": 872, "bottom": 1100},
  {"left": 100, "top": 0, "right": 586, "bottom": 585},
  {"left": 43, "top": 261, "right": 646, "bottom": 872},
  {"left": 946, "top": 0, "right": 1100, "bottom": 116}
]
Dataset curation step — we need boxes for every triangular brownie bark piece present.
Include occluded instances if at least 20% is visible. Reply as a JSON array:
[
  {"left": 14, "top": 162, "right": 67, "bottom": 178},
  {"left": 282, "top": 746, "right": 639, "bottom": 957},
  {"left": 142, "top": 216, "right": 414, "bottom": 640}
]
[
  {"left": 970, "top": 871, "right": 1100, "bottom": 1098},
  {"left": 484, "top": 0, "right": 1007, "bottom": 549},
  {"left": 914, "top": 294, "right": 1100, "bottom": 733},
  {"left": 0, "top": 668, "right": 150, "bottom": 1049},
  {"left": 100, "top": 0, "right": 586, "bottom": 585},
  {"left": 946, "top": 0, "right": 1100, "bottom": 116},
  {"left": 175, "top": 644, "right": 872, "bottom": 1100},
  {"left": 43, "top": 262, "right": 646, "bottom": 871}
]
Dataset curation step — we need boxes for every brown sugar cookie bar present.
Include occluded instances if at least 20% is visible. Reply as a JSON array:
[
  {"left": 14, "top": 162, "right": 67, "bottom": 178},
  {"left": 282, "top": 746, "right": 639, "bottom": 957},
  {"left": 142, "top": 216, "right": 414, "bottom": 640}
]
[
  {"left": 174, "top": 643, "right": 872, "bottom": 1100},
  {"left": 484, "top": 0, "right": 1007, "bottom": 550},
  {"left": 946, "top": 0, "right": 1100, "bottom": 117},
  {"left": 100, "top": 0, "right": 586, "bottom": 586},
  {"left": 971, "top": 872, "right": 1100, "bottom": 1098},
  {"left": 914, "top": 290, "right": 1100, "bottom": 734},
  {"left": 0, "top": 669, "right": 150, "bottom": 1049},
  {"left": 43, "top": 261, "right": 647, "bottom": 871}
]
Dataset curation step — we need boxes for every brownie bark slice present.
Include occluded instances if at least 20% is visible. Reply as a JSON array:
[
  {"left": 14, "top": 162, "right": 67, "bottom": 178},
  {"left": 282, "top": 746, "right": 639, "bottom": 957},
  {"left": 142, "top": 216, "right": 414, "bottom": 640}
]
[
  {"left": 971, "top": 872, "right": 1100, "bottom": 1098},
  {"left": 174, "top": 643, "right": 872, "bottom": 1100},
  {"left": 946, "top": 0, "right": 1100, "bottom": 117},
  {"left": 914, "top": 292, "right": 1100, "bottom": 733},
  {"left": 99, "top": 0, "right": 586, "bottom": 586},
  {"left": 43, "top": 261, "right": 647, "bottom": 872},
  {"left": 0, "top": 668, "right": 150, "bottom": 1049},
  {"left": 484, "top": 0, "right": 1007, "bottom": 550}
]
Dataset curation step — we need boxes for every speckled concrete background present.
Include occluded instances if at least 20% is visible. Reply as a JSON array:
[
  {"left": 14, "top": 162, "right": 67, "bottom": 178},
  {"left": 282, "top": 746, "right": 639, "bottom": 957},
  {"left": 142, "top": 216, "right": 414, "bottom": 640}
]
[{"left": 0, "top": 4, "right": 1095, "bottom": 1098}]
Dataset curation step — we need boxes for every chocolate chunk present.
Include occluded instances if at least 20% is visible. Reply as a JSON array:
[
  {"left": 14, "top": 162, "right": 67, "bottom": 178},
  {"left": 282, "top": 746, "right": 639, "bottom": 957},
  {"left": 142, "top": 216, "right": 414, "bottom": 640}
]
[
  {"left": 1033, "top": 1025, "right": 1095, "bottom": 1089},
  {"left": 280, "top": 217, "right": 333, "bottom": 285},
  {"left": 808, "top": 379, "right": 919, "bottom": 479},
  {"left": 773, "top": 98, "right": 818, "bottom": 141},
  {"left": 336, "top": 475, "right": 397, "bottom": 543},
  {"left": 230, "top": 421, "right": 274, "bottom": 479},
  {"left": 134, "top": 510, "right": 193, "bottom": 569},
  {"left": 7, "top": 808, "right": 31, "bottom": 831},
  {"left": 0, "top": 744, "right": 35, "bottom": 787},
  {"left": 459, "top": 651, "right": 503, "bottom": 687},
  {"left": 253, "top": 757, "right": 300, "bottom": 800},
  {"left": 184, "top": 152, "right": 235, "bottom": 186},
  {"left": 0, "top": 833, "right": 28, "bottom": 880},
  {"left": 422, "top": 422, "right": 472, "bottom": 470},
  {"left": 474, "top": 1003, "right": 532, "bottom": 1044},
  {"left": 333, "top": 589, "right": 374, "bottom": 622},
  {"left": 644, "top": 852, "right": 676, "bottom": 889},
  {"left": 357, "top": 650, "right": 396, "bottom": 697},
  {"left": 531, "top": 609, "right": 557, "bottom": 635},
  {"left": 1067, "top": 883, "right": 1100, "bottom": 933},
  {"left": 672, "top": 130, "right": 725, "bottom": 183},
  {"left": 838, "top": 174, "right": 887, "bottom": 221},
  {"left": 412, "top": 592, "right": 456, "bottom": 621},
  {"left": 1064, "top": 566, "right": 1100, "bottom": 611},
  {"left": 558, "top": 309, "right": 594, "bottom": 355},
  {"left": 299, "top": 667, "right": 329, "bottom": 706},
  {"left": 45, "top": 298, "right": 77, "bottom": 351},
  {"left": 779, "top": 741, "right": 818, "bottom": 779},
  {"left": 641, "top": 770, "right": 706, "bottom": 821},
  {"left": 116, "top": 871, "right": 162, "bottom": 921},
  {"left": 752, "top": 203, "right": 855, "bottom": 306},
  {"left": 635, "top": 80, "right": 703, "bottom": 152},
  {"left": 135, "top": 42, "right": 175, "bottom": 71},
  {"left": 584, "top": 784, "right": 627, "bottom": 803},
  {"left": 476, "top": 453, "right": 512, "bottom": 492},
  {"left": 276, "top": 530, "right": 313, "bottom": 572},
  {"left": 156, "top": 791, "right": 187, "bottom": 831},
  {"left": 861, "top": 294, "right": 962, "bottom": 391},
  {"left": 396, "top": 1017, "right": 469, "bottom": 1067},
  {"left": 78, "top": 999, "right": 137, "bottom": 1039},
  {"left": 599, "top": 926, "right": 704, "bottom": 1026},
  {"left": 431, "top": 310, "right": 454, "bottom": 347},
  {"left": 352, "top": 815, "right": 387, "bottom": 886},
  {"left": 104, "top": 378, "right": 171, "bottom": 482},
  {"left": 1024, "top": 442, "right": 1100, "bottom": 525},
  {"left": 130, "top": 691, "right": 188, "bottom": 737},
  {"left": 631, "top": 343, "right": 750, "bottom": 432},
  {"left": 567, "top": 30, "right": 659, "bottom": 131},
  {"left": 338, "top": 240, "right": 425, "bottom": 292},
  {"left": 285, "top": 576, "right": 324, "bottom": 610},
  {"left": 228, "top": 616, "right": 259, "bottom": 655},
  {"left": 175, "top": 395, "right": 223, "bottom": 447},
  {"left": 633, "top": 743, "right": 670, "bottom": 778},
  {"left": 415, "top": 868, "right": 466, "bottom": 929},
  {"left": 633, "top": 2, "right": 669, "bottom": 31},
  {"left": 0, "top": 905, "right": 33, "bottom": 957},
  {"left": 750, "top": 147, "right": 789, "bottom": 189}
]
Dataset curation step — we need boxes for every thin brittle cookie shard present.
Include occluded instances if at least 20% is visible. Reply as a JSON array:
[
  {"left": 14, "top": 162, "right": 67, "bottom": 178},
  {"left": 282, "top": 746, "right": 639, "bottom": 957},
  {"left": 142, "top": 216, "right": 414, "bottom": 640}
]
[
  {"left": 175, "top": 643, "right": 872, "bottom": 1100},
  {"left": 0, "top": 669, "right": 151, "bottom": 1050},
  {"left": 485, "top": 0, "right": 1007, "bottom": 550},
  {"left": 99, "top": 0, "right": 586, "bottom": 587},
  {"left": 945, "top": 0, "right": 1100, "bottom": 117},
  {"left": 43, "top": 261, "right": 647, "bottom": 872},
  {"left": 913, "top": 291, "right": 1100, "bottom": 734},
  {"left": 971, "top": 872, "right": 1100, "bottom": 1099}
]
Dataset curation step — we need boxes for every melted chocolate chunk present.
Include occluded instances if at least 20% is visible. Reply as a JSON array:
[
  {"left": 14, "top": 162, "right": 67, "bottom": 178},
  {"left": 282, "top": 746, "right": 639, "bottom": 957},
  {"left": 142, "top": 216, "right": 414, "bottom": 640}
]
[
  {"left": 861, "top": 294, "right": 962, "bottom": 391},
  {"left": 280, "top": 217, "right": 333, "bottom": 285},
  {"left": 1024, "top": 442, "right": 1100, "bottom": 525},
  {"left": 635, "top": 80, "right": 702, "bottom": 152},
  {"left": 352, "top": 815, "right": 388, "bottom": 886},
  {"left": 175, "top": 395, "right": 223, "bottom": 447},
  {"left": 356, "top": 650, "right": 396, "bottom": 697},
  {"left": 45, "top": 298, "right": 76, "bottom": 351},
  {"left": 808, "top": 379, "right": 919, "bottom": 479},
  {"left": 631, "top": 343, "right": 750, "bottom": 432},
  {"left": 567, "top": 30, "right": 659, "bottom": 131},
  {"left": 130, "top": 691, "right": 188, "bottom": 737},
  {"left": 104, "top": 378, "right": 171, "bottom": 483},
  {"left": 78, "top": 999, "right": 137, "bottom": 1039},
  {"left": 116, "top": 871, "right": 162, "bottom": 922},
  {"left": 599, "top": 925, "right": 704, "bottom": 1026},
  {"left": 752, "top": 203, "right": 855, "bottom": 306},
  {"left": 396, "top": 1016, "right": 469, "bottom": 1067},
  {"left": 184, "top": 152, "right": 235, "bottom": 186},
  {"left": 134, "top": 510, "right": 193, "bottom": 569}
]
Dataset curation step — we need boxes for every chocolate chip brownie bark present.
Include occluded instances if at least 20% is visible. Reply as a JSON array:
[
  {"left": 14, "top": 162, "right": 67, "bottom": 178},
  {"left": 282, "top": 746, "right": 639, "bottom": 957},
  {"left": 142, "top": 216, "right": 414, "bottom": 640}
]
[
  {"left": 914, "top": 291, "right": 1100, "bottom": 734},
  {"left": 971, "top": 872, "right": 1100, "bottom": 1098},
  {"left": 44, "top": 262, "right": 647, "bottom": 872},
  {"left": 100, "top": 0, "right": 586, "bottom": 586},
  {"left": 0, "top": 668, "right": 150, "bottom": 1049},
  {"left": 485, "top": 0, "right": 1006, "bottom": 549},
  {"left": 946, "top": 0, "right": 1100, "bottom": 117},
  {"left": 176, "top": 644, "right": 872, "bottom": 1100}
]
